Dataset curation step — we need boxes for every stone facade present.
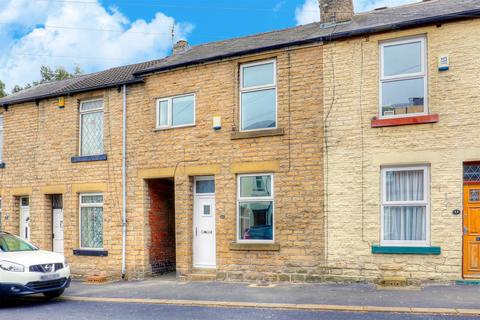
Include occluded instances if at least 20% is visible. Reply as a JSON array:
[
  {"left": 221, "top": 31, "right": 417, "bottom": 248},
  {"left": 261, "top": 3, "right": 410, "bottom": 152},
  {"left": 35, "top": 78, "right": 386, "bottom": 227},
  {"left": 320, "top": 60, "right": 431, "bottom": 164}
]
[
  {"left": 0, "top": 45, "right": 325, "bottom": 282},
  {"left": 323, "top": 19, "right": 480, "bottom": 282}
]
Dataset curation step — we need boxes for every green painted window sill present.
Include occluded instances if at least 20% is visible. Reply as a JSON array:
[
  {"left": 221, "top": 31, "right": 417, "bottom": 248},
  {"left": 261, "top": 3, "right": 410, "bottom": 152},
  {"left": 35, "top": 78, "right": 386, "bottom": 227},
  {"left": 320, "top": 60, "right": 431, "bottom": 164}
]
[{"left": 371, "top": 245, "right": 441, "bottom": 255}]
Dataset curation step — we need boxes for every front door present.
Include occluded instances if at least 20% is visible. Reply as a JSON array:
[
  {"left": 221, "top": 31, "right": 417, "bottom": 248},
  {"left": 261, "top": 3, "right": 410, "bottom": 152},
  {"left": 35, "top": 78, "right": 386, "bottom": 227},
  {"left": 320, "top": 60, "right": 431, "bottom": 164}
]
[
  {"left": 193, "top": 177, "right": 216, "bottom": 268},
  {"left": 52, "top": 195, "right": 64, "bottom": 254},
  {"left": 463, "top": 185, "right": 480, "bottom": 278},
  {"left": 19, "top": 197, "right": 30, "bottom": 241}
]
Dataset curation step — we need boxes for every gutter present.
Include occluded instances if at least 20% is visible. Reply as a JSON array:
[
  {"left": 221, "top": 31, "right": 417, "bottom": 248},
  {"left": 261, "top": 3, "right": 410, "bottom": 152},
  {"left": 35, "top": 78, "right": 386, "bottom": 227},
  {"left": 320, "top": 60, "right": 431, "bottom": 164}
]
[{"left": 134, "top": 8, "right": 480, "bottom": 77}]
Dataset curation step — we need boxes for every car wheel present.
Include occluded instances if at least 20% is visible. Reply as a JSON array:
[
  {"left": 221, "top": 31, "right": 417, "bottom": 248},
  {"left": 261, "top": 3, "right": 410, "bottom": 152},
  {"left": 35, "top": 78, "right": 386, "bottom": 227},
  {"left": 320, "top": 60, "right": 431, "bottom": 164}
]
[{"left": 43, "top": 289, "right": 65, "bottom": 299}]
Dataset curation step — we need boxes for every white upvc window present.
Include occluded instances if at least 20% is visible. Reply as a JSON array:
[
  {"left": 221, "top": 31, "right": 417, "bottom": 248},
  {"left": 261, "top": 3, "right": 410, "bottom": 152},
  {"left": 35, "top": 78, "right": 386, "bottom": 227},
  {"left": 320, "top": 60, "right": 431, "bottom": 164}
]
[
  {"left": 240, "top": 60, "right": 277, "bottom": 131},
  {"left": 380, "top": 36, "right": 427, "bottom": 118},
  {"left": 79, "top": 193, "right": 104, "bottom": 249},
  {"left": 79, "top": 99, "right": 104, "bottom": 156},
  {"left": 156, "top": 93, "right": 195, "bottom": 129},
  {"left": 0, "top": 115, "right": 3, "bottom": 162},
  {"left": 381, "top": 165, "right": 430, "bottom": 246},
  {"left": 237, "top": 173, "right": 274, "bottom": 243}
]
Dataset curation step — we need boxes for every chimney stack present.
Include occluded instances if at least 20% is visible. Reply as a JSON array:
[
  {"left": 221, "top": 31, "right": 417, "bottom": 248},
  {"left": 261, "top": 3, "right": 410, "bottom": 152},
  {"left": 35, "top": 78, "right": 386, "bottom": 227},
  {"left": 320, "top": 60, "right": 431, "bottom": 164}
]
[
  {"left": 173, "top": 40, "right": 189, "bottom": 55},
  {"left": 319, "top": 0, "right": 354, "bottom": 24}
]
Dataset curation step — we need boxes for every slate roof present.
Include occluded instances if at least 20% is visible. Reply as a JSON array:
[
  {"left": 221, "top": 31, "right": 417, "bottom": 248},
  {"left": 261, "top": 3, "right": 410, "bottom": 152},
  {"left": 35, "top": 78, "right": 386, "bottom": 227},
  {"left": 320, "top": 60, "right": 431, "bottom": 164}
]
[{"left": 1, "top": 0, "right": 480, "bottom": 106}]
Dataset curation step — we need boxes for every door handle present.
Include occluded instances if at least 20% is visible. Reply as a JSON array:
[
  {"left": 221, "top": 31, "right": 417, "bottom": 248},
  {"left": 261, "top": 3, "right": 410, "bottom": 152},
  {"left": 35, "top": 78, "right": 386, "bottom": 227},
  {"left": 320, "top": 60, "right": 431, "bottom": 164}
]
[{"left": 195, "top": 227, "right": 197, "bottom": 236}]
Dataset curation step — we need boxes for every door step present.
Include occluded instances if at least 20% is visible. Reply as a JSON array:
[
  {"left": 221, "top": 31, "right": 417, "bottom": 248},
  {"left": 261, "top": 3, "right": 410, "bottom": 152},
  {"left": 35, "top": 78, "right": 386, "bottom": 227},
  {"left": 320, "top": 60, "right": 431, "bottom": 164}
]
[{"left": 189, "top": 269, "right": 217, "bottom": 281}]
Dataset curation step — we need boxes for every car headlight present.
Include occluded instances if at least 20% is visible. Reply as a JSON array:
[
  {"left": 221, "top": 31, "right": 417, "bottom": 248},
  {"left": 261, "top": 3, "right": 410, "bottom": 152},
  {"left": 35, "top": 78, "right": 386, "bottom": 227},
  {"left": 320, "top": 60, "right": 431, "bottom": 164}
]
[{"left": 0, "top": 260, "right": 25, "bottom": 272}]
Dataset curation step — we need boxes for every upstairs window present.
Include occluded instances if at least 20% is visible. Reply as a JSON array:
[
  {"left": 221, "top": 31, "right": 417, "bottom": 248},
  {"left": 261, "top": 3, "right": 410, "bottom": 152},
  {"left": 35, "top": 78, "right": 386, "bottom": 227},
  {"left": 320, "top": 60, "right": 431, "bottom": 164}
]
[
  {"left": 240, "top": 60, "right": 277, "bottom": 131},
  {"left": 80, "top": 99, "right": 104, "bottom": 156},
  {"left": 380, "top": 37, "right": 427, "bottom": 118},
  {"left": 156, "top": 94, "right": 195, "bottom": 129}
]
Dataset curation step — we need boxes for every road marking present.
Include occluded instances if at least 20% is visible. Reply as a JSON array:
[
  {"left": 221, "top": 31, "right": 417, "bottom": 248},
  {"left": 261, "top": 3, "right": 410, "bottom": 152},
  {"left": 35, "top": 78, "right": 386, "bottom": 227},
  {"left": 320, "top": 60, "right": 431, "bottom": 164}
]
[{"left": 60, "top": 296, "right": 480, "bottom": 316}]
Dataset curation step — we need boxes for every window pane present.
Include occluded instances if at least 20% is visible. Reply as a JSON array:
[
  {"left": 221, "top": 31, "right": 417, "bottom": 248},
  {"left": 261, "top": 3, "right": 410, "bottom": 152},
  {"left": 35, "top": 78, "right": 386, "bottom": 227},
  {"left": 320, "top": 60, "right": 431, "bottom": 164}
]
[
  {"left": 242, "top": 62, "right": 274, "bottom": 88},
  {"left": 241, "top": 89, "right": 276, "bottom": 130},
  {"left": 196, "top": 180, "right": 215, "bottom": 194},
  {"left": 81, "top": 111, "right": 104, "bottom": 156},
  {"left": 385, "top": 169, "right": 424, "bottom": 201},
  {"left": 81, "top": 195, "right": 103, "bottom": 204},
  {"left": 172, "top": 95, "right": 194, "bottom": 126},
  {"left": 81, "top": 207, "right": 103, "bottom": 248},
  {"left": 381, "top": 78, "right": 424, "bottom": 116},
  {"left": 384, "top": 206, "right": 426, "bottom": 241},
  {"left": 464, "top": 164, "right": 480, "bottom": 183},
  {"left": 240, "top": 175, "right": 272, "bottom": 198},
  {"left": 158, "top": 100, "right": 168, "bottom": 126},
  {"left": 80, "top": 100, "right": 103, "bottom": 112},
  {"left": 384, "top": 41, "right": 422, "bottom": 77},
  {"left": 239, "top": 201, "right": 273, "bottom": 240}
]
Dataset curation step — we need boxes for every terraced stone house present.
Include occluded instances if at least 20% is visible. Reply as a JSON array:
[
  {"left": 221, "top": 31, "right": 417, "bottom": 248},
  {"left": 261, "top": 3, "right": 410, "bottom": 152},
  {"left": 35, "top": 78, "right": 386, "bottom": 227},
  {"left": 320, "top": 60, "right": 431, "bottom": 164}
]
[{"left": 0, "top": 0, "right": 479, "bottom": 284}]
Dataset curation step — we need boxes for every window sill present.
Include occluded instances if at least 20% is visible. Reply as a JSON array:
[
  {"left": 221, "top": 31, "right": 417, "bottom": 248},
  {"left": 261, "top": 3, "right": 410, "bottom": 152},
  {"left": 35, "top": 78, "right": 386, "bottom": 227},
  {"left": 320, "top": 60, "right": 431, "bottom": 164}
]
[
  {"left": 153, "top": 124, "right": 195, "bottom": 132},
  {"left": 229, "top": 242, "right": 280, "bottom": 251},
  {"left": 0, "top": 162, "right": 5, "bottom": 169},
  {"left": 73, "top": 249, "right": 108, "bottom": 257},
  {"left": 371, "top": 245, "right": 441, "bottom": 255},
  {"left": 71, "top": 154, "right": 108, "bottom": 163},
  {"left": 231, "top": 128, "right": 284, "bottom": 140},
  {"left": 371, "top": 114, "right": 439, "bottom": 128}
]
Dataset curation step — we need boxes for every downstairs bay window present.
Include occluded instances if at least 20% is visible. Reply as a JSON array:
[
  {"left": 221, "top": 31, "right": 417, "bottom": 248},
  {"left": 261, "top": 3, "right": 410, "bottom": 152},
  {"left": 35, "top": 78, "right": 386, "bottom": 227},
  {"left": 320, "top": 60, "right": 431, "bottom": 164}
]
[
  {"left": 237, "top": 174, "right": 274, "bottom": 243},
  {"left": 381, "top": 166, "right": 429, "bottom": 246}
]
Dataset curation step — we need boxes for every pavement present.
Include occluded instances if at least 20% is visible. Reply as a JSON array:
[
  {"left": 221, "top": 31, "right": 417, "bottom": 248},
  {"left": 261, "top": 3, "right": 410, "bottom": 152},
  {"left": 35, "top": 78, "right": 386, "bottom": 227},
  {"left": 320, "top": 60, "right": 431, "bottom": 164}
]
[
  {"left": 2, "top": 298, "right": 478, "bottom": 320},
  {"left": 55, "top": 274, "right": 480, "bottom": 317}
]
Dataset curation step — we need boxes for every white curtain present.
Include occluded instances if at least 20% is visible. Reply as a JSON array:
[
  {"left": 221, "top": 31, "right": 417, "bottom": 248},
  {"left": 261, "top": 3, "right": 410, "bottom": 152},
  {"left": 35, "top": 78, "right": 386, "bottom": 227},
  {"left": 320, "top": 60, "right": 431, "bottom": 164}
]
[{"left": 384, "top": 169, "right": 426, "bottom": 241}]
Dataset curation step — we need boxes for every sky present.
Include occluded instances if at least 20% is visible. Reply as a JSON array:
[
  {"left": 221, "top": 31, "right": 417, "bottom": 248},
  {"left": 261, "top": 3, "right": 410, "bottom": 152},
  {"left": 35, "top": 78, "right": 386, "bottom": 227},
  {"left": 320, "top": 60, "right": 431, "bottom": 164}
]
[{"left": 0, "top": 0, "right": 420, "bottom": 92}]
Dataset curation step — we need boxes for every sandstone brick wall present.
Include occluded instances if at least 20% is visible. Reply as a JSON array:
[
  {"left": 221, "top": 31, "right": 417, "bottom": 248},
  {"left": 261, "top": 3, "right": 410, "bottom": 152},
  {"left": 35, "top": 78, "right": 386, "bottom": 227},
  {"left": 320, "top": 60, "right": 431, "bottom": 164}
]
[
  {"left": 323, "top": 19, "right": 480, "bottom": 282},
  {"left": 129, "top": 46, "right": 325, "bottom": 281},
  {"left": 0, "top": 44, "right": 325, "bottom": 282}
]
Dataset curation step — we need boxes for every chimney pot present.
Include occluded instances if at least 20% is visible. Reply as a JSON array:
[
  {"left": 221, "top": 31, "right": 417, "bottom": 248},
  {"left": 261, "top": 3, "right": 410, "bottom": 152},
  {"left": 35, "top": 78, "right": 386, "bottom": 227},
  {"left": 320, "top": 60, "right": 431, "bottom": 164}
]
[
  {"left": 173, "top": 40, "right": 189, "bottom": 55},
  {"left": 319, "top": 0, "right": 354, "bottom": 24}
]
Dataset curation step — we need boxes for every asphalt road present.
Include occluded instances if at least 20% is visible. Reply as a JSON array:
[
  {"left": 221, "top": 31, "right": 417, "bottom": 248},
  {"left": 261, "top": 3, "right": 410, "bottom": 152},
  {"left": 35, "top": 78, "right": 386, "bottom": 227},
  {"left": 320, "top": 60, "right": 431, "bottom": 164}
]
[{"left": 1, "top": 298, "right": 479, "bottom": 320}]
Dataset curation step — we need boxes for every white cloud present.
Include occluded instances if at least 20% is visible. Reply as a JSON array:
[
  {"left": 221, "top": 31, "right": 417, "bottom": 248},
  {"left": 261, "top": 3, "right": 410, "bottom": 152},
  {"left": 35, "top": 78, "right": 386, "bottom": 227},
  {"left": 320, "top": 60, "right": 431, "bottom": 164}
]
[
  {"left": 295, "top": 0, "right": 320, "bottom": 25},
  {"left": 0, "top": 0, "right": 193, "bottom": 92},
  {"left": 295, "top": 0, "right": 421, "bottom": 25}
]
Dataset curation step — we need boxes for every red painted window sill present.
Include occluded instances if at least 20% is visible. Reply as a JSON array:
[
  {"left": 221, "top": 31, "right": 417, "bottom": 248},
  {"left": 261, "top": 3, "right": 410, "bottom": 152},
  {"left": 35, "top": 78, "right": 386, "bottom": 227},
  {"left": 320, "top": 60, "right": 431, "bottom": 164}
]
[{"left": 371, "top": 114, "right": 439, "bottom": 128}]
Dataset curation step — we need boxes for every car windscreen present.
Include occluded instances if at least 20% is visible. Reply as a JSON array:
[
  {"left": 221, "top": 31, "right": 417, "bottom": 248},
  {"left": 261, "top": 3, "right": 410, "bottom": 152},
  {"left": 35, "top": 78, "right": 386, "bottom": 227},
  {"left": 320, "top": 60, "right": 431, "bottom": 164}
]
[{"left": 0, "top": 234, "right": 38, "bottom": 252}]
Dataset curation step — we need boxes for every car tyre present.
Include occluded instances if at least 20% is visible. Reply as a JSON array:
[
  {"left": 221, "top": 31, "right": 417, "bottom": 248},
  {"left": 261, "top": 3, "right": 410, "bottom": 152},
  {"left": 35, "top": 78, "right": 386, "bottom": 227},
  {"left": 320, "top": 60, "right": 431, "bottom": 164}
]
[{"left": 43, "top": 289, "right": 65, "bottom": 299}]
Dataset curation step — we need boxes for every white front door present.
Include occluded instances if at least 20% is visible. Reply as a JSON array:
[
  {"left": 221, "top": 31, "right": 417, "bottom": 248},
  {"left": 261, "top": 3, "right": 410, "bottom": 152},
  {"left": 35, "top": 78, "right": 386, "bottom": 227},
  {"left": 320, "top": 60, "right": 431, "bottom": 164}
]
[
  {"left": 19, "top": 197, "right": 30, "bottom": 241},
  {"left": 193, "top": 177, "right": 216, "bottom": 268},
  {"left": 52, "top": 195, "right": 64, "bottom": 254}
]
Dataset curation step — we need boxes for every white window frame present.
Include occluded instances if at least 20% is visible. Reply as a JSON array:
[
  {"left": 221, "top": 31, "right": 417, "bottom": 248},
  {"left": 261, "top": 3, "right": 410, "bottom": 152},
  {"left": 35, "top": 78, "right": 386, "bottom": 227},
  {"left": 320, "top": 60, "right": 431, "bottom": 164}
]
[
  {"left": 79, "top": 193, "right": 104, "bottom": 250},
  {"left": 239, "top": 59, "right": 278, "bottom": 132},
  {"left": 79, "top": 98, "right": 104, "bottom": 156},
  {"left": 0, "top": 115, "right": 4, "bottom": 162},
  {"left": 379, "top": 36, "right": 428, "bottom": 119},
  {"left": 236, "top": 173, "right": 275, "bottom": 244},
  {"left": 380, "top": 165, "right": 430, "bottom": 247},
  {"left": 156, "top": 93, "right": 196, "bottom": 129}
]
